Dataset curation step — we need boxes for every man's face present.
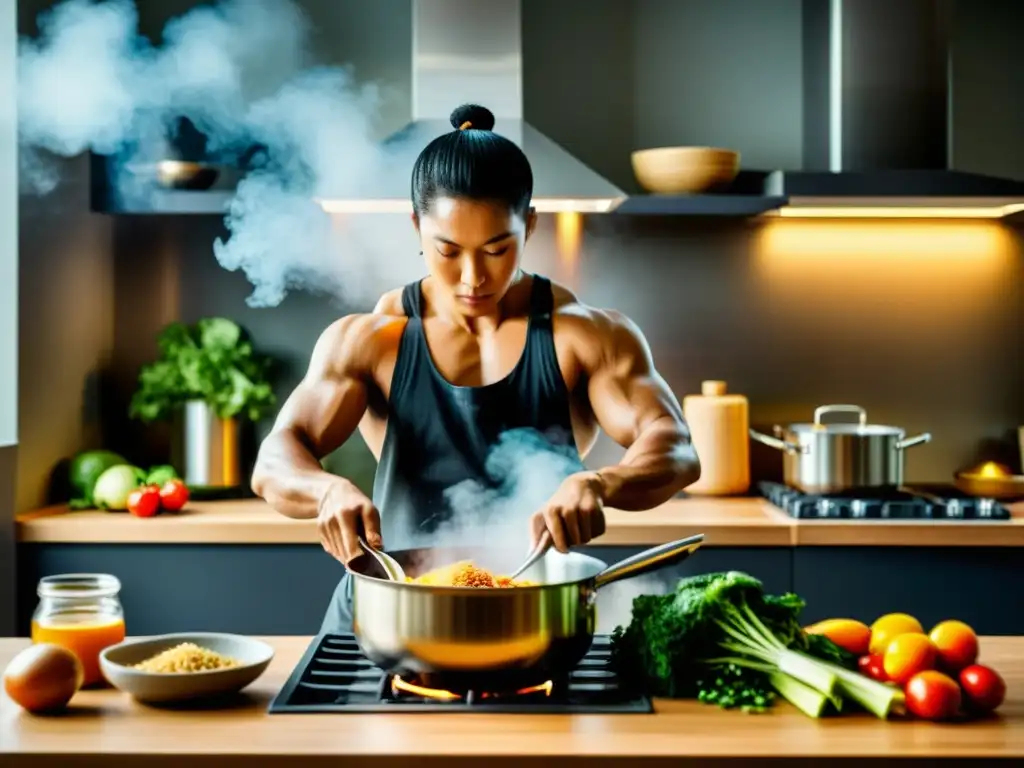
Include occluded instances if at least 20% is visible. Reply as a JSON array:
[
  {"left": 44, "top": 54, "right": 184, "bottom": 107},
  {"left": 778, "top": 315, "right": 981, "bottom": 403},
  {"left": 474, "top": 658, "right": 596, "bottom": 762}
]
[{"left": 415, "top": 196, "right": 537, "bottom": 317}]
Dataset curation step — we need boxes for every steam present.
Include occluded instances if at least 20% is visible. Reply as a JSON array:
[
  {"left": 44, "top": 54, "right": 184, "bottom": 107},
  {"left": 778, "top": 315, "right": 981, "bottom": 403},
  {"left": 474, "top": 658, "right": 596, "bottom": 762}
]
[
  {"left": 398, "top": 428, "right": 586, "bottom": 573},
  {"left": 18, "top": 0, "right": 411, "bottom": 307},
  {"left": 396, "top": 426, "right": 679, "bottom": 631}
]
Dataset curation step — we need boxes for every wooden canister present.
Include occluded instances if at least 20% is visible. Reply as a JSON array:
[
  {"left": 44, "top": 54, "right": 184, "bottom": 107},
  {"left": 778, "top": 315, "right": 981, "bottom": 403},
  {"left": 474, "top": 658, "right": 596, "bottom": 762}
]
[{"left": 682, "top": 380, "right": 751, "bottom": 496}]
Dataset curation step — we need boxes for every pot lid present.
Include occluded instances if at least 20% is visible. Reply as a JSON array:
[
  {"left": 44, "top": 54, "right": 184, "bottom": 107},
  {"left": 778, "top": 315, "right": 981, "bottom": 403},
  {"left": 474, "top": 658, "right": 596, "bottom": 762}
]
[
  {"left": 787, "top": 423, "right": 905, "bottom": 437},
  {"left": 785, "top": 404, "right": 905, "bottom": 437}
]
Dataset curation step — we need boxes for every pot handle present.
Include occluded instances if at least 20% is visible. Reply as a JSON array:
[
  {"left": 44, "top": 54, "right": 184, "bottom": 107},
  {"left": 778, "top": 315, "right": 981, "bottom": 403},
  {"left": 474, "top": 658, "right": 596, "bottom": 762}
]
[
  {"left": 594, "top": 534, "right": 704, "bottom": 590},
  {"left": 814, "top": 404, "right": 867, "bottom": 426},
  {"left": 896, "top": 433, "right": 931, "bottom": 450},
  {"left": 749, "top": 429, "right": 805, "bottom": 454}
]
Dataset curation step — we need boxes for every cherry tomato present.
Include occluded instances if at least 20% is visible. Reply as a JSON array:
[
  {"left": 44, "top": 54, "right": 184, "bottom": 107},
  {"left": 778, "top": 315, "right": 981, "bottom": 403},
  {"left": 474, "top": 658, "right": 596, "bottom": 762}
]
[
  {"left": 858, "top": 653, "right": 889, "bottom": 683},
  {"left": 905, "top": 670, "right": 962, "bottom": 720},
  {"left": 959, "top": 664, "right": 1006, "bottom": 713},
  {"left": 127, "top": 485, "right": 161, "bottom": 518},
  {"left": 929, "top": 620, "right": 979, "bottom": 672},
  {"left": 158, "top": 479, "right": 190, "bottom": 512},
  {"left": 883, "top": 632, "right": 937, "bottom": 685}
]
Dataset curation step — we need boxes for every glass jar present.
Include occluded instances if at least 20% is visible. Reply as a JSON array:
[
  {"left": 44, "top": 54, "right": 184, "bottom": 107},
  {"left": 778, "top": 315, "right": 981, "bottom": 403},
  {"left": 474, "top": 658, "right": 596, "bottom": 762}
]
[{"left": 31, "top": 573, "right": 126, "bottom": 687}]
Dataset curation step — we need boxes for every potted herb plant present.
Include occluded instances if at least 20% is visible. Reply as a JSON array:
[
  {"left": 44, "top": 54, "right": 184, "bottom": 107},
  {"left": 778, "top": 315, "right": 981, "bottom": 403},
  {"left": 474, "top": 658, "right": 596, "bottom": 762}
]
[{"left": 130, "top": 317, "right": 277, "bottom": 488}]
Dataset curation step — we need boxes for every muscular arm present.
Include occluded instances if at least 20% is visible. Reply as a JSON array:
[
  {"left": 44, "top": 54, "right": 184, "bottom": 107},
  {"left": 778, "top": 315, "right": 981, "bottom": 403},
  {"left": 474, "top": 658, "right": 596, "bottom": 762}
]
[
  {"left": 581, "top": 310, "right": 701, "bottom": 510},
  {"left": 250, "top": 315, "right": 378, "bottom": 519}
]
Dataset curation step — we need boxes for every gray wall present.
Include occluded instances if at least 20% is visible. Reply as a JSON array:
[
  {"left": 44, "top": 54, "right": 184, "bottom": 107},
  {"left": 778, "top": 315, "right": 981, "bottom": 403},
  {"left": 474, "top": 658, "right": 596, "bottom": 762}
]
[
  {"left": 1, "top": 0, "right": 17, "bottom": 636},
  {"left": 631, "top": 0, "right": 804, "bottom": 171},
  {"left": 14, "top": 0, "right": 117, "bottom": 514},
  {"left": 951, "top": 0, "right": 1024, "bottom": 180},
  {"left": 161, "top": 213, "right": 1023, "bottom": 491},
  {"left": 523, "top": 0, "right": 805, "bottom": 193}
]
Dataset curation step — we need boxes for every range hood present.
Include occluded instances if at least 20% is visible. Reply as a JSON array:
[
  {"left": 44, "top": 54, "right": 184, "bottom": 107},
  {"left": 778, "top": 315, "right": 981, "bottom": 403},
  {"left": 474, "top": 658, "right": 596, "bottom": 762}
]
[
  {"left": 773, "top": 0, "right": 1024, "bottom": 218},
  {"left": 317, "top": 0, "right": 625, "bottom": 214}
]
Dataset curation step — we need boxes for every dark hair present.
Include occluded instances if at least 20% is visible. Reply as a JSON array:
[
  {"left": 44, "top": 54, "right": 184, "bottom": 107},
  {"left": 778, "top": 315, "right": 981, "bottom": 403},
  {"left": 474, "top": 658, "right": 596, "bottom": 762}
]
[{"left": 411, "top": 104, "right": 533, "bottom": 217}]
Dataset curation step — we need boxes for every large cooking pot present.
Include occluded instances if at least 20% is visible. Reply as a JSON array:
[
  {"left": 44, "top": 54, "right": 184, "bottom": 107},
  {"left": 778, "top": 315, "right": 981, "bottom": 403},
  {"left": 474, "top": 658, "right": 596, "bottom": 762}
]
[
  {"left": 749, "top": 404, "right": 931, "bottom": 494},
  {"left": 346, "top": 534, "right": 704, "bottom": 692}
]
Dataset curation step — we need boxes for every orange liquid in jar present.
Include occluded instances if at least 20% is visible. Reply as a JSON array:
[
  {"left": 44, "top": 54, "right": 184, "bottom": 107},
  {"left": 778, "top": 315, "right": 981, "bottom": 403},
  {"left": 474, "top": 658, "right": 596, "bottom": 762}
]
[{"left": 31, "top": 613, "right": 126, "bottom": 686}]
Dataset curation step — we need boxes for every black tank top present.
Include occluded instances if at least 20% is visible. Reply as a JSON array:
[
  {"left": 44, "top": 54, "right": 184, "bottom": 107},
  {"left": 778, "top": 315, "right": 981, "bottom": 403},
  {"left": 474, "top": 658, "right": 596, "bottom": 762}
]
[{"left": 370, "top": 273, "right": 585, "bottom": 550}]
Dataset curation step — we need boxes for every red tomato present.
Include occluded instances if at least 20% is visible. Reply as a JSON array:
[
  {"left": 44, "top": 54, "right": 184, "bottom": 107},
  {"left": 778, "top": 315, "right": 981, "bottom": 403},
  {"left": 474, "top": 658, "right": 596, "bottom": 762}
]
[
  {"left": 158, "top": 479, "right": 190, "bottom": 512},
  {"left": 127, "top": 485, "right": 161, "bottom": 518},
  {"left": 905, "top": 670, "right": 962, "bottom": 720},
  {"left": 858, "top": 653, "right": 889, "bottom": 682},
  {"left": 929, "top": 620, "right": 979, "bottom": 672},
  {"left": 959, "top": 664, "right": 1006, "bottom": 713}
]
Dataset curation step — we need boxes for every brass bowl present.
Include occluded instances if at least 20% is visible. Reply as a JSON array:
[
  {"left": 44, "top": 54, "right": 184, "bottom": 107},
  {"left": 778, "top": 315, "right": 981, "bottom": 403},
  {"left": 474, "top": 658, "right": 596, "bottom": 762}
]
[
  {"left": 954, "top": 462, "right": 1024, "bottom": 500},
  {"left": 631, "top": 146, "right": 740, "bottom": 194}
]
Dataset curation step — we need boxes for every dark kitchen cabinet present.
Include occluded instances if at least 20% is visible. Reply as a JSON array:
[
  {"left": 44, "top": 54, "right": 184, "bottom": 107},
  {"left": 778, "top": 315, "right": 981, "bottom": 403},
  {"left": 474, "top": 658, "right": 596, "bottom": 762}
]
[
  {"left": 793, "top": 547, "right": 1024, "bottom": 636},
  {"left": 15, "top": 542, "right": 1024, "bottom": 637},
  {"left": 17, "top": 543, "right": 346, "bottom": 637}
]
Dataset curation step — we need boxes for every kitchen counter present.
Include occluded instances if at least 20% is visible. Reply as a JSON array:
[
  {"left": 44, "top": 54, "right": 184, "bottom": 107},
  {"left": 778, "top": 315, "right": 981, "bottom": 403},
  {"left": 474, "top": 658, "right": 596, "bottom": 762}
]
[
  {"left": 15, "top": 496, "right": 1024, "bottom": 547},
  {"left": 1, "top": 635, "right": 1022, "bottom": 766}
]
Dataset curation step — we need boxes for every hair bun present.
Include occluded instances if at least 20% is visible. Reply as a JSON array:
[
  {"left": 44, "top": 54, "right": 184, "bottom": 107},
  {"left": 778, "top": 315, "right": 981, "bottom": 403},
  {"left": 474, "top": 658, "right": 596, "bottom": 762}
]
[{"left": 450, "top": 104, "right": 495, "bottom": 132}]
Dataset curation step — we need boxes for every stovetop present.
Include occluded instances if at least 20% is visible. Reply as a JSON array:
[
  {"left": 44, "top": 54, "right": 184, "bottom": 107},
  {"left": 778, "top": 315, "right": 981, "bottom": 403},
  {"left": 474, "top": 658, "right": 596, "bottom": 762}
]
[
  {"left": 759, "top": 481, "right": 1011, "bottom": 521},
  {"left": 267, "top": 633, "right": 652, "bottom": 714}
]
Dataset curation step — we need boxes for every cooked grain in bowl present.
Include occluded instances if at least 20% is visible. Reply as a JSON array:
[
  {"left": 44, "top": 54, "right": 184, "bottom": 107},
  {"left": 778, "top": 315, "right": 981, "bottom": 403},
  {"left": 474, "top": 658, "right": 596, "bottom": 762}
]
[{"left": 134, "top": 642, "right": 240, "bottom": 674}]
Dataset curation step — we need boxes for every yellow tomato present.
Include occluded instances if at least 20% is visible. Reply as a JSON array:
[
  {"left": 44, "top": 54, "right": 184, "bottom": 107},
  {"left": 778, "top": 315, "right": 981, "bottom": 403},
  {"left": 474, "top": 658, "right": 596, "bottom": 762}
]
[
  {"left": 805, "top": 619, "right": 872, "bottom": 656},
  {"left": 869, "top": 613, "right": 924, "bottom": 656},
  {"left": 883, "top": 632, "right": 937, "bottom": 685}
]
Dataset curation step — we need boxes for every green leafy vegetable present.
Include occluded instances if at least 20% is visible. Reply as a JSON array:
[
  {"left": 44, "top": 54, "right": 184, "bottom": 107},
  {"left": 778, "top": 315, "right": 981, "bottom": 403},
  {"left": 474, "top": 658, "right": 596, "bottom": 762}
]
[
  {"left": 129, "top": 317, "right": 277, "bottom": 423},
  {"left": 610, "top": 571, "right": 903, "bottom": 720},
  {"left": 145, "top": 465, "right": 180, "bottom": 486}
]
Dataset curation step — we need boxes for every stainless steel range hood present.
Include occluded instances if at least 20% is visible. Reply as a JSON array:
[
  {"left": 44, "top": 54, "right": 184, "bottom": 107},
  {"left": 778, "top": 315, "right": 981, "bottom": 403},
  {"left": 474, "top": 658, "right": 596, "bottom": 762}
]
[
  {"left": 773, "top": 0, "right": 1024, "bottom": 218},
  {"left": 318, "top": 0, "right": 625, "bottom": 215}
]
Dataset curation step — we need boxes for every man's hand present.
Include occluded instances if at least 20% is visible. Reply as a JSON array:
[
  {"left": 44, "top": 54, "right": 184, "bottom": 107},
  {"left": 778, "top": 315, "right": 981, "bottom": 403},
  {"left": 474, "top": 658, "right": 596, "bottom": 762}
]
[
  {"left": 317, "top": 479, "right": 383, "bottom": 563},
  {"left": 529, "top": 471, "right": 608, "bottom": 553}
]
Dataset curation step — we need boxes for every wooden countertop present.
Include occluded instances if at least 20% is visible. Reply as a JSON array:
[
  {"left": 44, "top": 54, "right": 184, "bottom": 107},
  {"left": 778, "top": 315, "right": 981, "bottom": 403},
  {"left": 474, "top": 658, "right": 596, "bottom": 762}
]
[
  {"left": 15, "top": 496, "right": 1024, "bottom": 547},
  {"left": 1, "top": 635, "right": 1022, "bottom": 766}
]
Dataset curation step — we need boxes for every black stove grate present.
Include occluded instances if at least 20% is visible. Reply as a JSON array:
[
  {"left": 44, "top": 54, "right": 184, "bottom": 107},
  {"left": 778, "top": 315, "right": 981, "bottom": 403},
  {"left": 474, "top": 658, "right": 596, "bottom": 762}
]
[
  {"left": 758, "top": 481, "right": 1012, "bottom": 521},
  {"left": 267, "top": 633, "right": 652, "bottom": 714}
]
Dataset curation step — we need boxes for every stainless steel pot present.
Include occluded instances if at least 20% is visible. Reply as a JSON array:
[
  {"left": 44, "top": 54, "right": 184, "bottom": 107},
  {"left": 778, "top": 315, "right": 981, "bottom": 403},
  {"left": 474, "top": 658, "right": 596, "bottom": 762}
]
[
  {"left": 749, "top": 404, "right": 931, "bottom": 494},
  {"left": 345, "top": 534, "right": 704, "bottom": 692}
]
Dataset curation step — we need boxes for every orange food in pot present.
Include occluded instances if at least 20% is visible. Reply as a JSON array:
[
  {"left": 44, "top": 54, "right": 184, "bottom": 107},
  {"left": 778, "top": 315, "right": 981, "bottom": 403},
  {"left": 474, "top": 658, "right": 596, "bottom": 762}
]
[{"left": 407, "top": 560, "right": 535, "bottom": 588}]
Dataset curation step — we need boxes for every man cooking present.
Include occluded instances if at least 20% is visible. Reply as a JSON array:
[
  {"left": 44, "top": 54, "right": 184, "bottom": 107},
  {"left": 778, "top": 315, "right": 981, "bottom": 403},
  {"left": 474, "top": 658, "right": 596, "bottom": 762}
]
[{"left": 251, "top": 104, "right": 701, "bottom": 634}]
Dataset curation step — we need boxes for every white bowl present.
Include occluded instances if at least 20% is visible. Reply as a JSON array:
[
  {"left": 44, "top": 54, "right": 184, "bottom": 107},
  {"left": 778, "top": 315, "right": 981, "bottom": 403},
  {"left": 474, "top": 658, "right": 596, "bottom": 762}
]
[{"left": 99, "top": 632, "right": 274, "bottom": 703}]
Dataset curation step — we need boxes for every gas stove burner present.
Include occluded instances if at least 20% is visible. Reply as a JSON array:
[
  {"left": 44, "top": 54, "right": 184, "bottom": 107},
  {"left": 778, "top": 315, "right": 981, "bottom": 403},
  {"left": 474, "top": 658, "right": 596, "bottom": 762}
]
[
  {"left": 758, "top": 482, "right": 1012, "bottom": 521},
  {"left": 390, "top": 674, "right": 557, "bottom": 704},
  {"left": 268, "top": 633, "right": 652, "bottom": 714}
]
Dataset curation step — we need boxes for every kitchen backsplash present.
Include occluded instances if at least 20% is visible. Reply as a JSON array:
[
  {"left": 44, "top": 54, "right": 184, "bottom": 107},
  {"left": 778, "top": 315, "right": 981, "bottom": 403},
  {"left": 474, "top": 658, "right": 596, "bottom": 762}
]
[{"left": 84, "top": 211, "right": 1022, "bottom": 496}]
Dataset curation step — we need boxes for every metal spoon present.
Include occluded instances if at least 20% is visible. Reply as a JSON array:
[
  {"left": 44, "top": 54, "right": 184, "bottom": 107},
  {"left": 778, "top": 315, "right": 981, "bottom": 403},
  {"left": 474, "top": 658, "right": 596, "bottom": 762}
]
[
  {"left": 358, "top": 536, "right": 407, "bottom": 582},
  {"left": 508, "top": 530, "right": 553, "bottom": 581}
]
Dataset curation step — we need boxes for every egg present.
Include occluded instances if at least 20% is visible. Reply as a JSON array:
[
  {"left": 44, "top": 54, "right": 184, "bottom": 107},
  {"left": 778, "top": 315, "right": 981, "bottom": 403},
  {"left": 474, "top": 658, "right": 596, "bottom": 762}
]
[{"left": 3, "top": 643, "right": 83, "bottom": 713}]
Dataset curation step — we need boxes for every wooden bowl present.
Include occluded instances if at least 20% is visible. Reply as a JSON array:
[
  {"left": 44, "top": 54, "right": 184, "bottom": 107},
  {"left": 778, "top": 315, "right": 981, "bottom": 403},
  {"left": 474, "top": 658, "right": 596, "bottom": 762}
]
[
  {"left": 631, "top": 146, "right": 740, "bottom": 194},
  {"left": 954, "top": 472, "right": 1024, "bottom": 500},
  {"left": 954, "top": 461, "right": 1024, "bottom": 500}
]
